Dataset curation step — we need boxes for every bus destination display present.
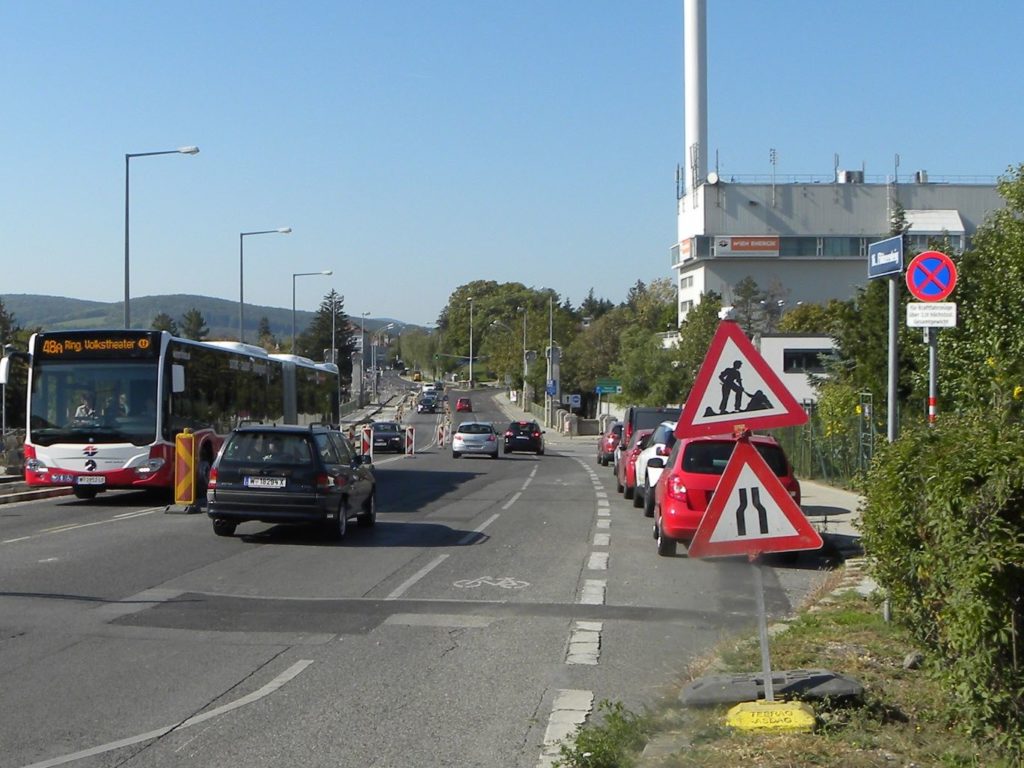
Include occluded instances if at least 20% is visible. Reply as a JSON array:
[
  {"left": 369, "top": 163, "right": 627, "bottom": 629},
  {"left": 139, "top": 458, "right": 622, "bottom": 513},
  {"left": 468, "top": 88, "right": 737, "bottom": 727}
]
[{"left": 35, "top": 332, "right": 161, "bottom": 360}]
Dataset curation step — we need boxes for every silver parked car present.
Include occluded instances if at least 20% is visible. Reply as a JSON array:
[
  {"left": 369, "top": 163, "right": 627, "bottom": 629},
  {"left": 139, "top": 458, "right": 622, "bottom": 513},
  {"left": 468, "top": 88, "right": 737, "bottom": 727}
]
[{"left": 451, "top": 421, "right": 500, "bottom": 459}]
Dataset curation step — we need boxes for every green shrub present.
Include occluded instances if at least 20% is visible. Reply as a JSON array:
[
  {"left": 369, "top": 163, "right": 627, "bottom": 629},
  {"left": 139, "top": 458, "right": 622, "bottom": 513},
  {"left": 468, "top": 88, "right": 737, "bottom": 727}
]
[
  {"left": 554, "top": 700, "right": 649, "bottom": 768},
  {"left": 860, "top": 411, "right": 1024, "bottom": 756}
]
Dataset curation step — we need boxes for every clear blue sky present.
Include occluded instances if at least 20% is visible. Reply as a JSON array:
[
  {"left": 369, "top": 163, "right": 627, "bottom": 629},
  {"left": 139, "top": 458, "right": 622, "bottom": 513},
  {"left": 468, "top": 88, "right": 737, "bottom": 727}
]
[{"left": 2, "top": 1, "right": 1021, "bottom": 325}]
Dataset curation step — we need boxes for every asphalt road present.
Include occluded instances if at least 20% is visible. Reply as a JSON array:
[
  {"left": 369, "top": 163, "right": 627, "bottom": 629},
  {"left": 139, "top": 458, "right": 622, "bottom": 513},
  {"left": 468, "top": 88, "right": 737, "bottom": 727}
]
[{"left": 0, "top": 385, "right": 831, "bottom": 768}]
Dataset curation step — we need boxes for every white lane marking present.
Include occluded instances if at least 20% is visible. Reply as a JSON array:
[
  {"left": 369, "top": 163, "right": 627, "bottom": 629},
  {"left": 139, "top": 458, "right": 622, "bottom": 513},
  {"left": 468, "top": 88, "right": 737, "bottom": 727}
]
[
  {"left": 457, "top": 513, "right": 500, "bottom": 545},
  {"left": 587, "top": 552, "right": 609, "bottom": 570},
  {"left": 537, "top": 689, "right": 595, "bottom": 767},
  {"left": 39, "top": 509, "right": 158, "bottom": 535},
  {"left": 596, "top": 519, "right": 610, "bottom": 530},
  {"left": 20, "top": 660, "right": 313, "bottom": 768},
  {"left": 384, "top": 613, "right": 495, "bottom": 628},
  {"left": 596, "top": 498, "right": 609, "bottom": 507},
  {"left": 597, "top": 507, "right": 610, "bottom": 517},
  {"left": 529, "top": 466, "right": 538, "bottom": 478},
  {"left": 386, "top": 554, "right": 449, "bottom": 600},
  {"left": 565, "top": 621, "right": 602, "bottom": 665},
  {"left": 501, "top": 492, "right": 522, "bottom": 510},
  {"left": 2, "top": 536, "right": 32, "bottom": 544},
  {"left": 38, "top": 557, "right": 59, "bottom": 563},
  {"left": 579, "top": 579, "right": 606, "bottom": 605},
  {"left": 595, "top": 491, "right": 608, "bottom": 499},
  {"left": 592, "top": 533, "right": 610, "bottom": 547}
]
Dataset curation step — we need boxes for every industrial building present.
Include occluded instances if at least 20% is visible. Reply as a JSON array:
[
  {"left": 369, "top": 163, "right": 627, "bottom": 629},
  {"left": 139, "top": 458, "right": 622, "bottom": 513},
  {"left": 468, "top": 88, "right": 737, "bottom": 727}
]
[{"left": 674, "top": 0, "right": 1004, "bottom": 325}]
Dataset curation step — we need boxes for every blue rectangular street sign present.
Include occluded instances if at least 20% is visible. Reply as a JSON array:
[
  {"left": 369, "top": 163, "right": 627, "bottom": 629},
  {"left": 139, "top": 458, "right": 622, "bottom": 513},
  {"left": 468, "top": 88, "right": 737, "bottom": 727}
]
[{"left": 868, "top": 235, "right": 903, "bottom": 279}]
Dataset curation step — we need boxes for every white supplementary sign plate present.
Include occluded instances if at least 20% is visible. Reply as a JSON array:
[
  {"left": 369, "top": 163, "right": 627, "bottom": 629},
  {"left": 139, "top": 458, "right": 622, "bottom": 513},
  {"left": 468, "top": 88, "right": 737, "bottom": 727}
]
[{"left": 906, "top": 302, "right": 956, "bottom": 328}]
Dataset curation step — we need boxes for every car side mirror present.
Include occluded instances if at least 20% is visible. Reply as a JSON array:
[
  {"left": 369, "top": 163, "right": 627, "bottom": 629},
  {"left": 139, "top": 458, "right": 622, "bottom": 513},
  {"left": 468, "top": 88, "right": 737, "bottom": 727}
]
[{"left": 647, "top": 457, "right": 666, "bottom": 469}]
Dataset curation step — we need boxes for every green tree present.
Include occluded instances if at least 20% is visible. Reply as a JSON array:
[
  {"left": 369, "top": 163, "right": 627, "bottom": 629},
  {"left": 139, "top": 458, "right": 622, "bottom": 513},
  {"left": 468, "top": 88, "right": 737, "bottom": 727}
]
[
  {"left": 668, "top": 292, "right": 723, "bottom": 399},
  {"left": 731, "top": 276, "right": 764, "bottom": 333},
  {"left": 295, "top": 290, "right": 356, "bottom": 382},
  {"left": 256, "top": 316, "right": 276, "bottom": 350},
  {"left": 561, "top": 308, "right": 631, "bottom": 399},
  {"left": 0, "top": 299, "right": 28, "bottom": 432},
  {"left": 777, "top": 301, "right": 842, "bottom": 334},
  {"left": 942, "top": 164, "right": 1024, "bottom": 414},
  {"left": 151, "top": 313, "right": 178, "bottom": 335},
  {"left": 179, "top": 308, "right": 209, "bottom": 341},
  {"left": 578, "top": 288, "right": 615, "bottom": 322}
]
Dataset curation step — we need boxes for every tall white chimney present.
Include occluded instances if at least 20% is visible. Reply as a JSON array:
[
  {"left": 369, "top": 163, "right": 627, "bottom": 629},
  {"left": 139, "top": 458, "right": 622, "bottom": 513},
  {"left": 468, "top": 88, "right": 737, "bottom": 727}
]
[{"left": 683, "top": 0, "right": 707, "bottom": 193}]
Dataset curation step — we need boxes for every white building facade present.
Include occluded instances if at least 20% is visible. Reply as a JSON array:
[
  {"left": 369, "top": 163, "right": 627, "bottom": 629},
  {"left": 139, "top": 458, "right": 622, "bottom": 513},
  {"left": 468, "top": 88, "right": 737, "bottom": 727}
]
[{"left": 672, "top": 176, "right": 1004, "bottom": 325}]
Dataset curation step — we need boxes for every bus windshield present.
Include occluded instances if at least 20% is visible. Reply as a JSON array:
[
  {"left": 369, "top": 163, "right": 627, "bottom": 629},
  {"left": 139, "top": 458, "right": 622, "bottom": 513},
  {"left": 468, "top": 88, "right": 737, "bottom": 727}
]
[{"left": 30, "top": 359, "right": 159, "bottom": 447}]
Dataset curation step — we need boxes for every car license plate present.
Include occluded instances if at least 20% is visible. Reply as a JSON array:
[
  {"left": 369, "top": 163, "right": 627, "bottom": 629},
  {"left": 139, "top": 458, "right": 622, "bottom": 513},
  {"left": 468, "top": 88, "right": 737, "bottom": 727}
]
[
  {"left": 77, "top": 475, "right": 106, "bottom": 486},
  {"left": 244, "top": 476, "right": 286, "bottom": 489}
]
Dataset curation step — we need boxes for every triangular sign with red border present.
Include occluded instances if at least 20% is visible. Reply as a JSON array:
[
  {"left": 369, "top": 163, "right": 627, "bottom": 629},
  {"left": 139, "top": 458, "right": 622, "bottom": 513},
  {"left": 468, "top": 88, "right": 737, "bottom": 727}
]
[
  {"left": 674, "top": 320, "right": 808, "bottom": 439},
  {"left": 687, "top": 440, "right": 822, "bottom": 559}
]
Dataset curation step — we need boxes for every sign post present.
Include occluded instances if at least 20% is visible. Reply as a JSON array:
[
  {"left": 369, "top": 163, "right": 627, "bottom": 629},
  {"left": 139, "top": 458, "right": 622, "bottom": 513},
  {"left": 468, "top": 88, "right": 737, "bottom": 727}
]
[
  {"left": 905, "top": 250, "right": 958, "bottom": 425},
  {"left": 677, "top": 323, "right": 820, "bottom": 731},
  {"left": 868, "top": 235, "right": 904, "bottom": 444}
]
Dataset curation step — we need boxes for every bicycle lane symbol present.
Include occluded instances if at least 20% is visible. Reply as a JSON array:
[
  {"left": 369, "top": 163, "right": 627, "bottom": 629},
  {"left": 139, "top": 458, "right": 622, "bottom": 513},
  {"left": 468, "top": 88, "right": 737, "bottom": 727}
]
[{"left": 453, "top": 576, "right": 530, "bottom": 590}]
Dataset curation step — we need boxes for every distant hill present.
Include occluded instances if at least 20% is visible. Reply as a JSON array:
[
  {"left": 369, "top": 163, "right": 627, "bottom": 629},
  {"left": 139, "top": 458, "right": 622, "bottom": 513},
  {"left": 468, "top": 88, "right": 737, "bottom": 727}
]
[{"left": 0, "top": 294, "right": 407, "bottom": 341}]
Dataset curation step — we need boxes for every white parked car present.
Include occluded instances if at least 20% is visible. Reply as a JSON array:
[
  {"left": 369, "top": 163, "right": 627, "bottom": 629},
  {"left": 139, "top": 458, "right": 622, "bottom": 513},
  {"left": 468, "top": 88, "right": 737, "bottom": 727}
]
[{"left": 634, "top": 421, "right": 678, "bottom": 516}]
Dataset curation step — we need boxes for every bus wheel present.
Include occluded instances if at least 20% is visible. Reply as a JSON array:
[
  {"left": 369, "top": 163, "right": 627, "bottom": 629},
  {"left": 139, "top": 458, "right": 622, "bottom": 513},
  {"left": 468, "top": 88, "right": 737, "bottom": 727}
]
[
  {"left": 196, "top": 449, "right": 214, "bottom": 500},
  {"left": 73, "top": 488, "right": 98, "bottom": 501}
]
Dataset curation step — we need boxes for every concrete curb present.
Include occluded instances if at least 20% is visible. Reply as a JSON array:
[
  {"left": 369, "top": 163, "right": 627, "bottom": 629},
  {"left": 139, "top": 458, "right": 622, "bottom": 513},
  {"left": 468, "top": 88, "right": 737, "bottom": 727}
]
[{"left": 0, "top": 486, "right": 73, "bottom": 505}]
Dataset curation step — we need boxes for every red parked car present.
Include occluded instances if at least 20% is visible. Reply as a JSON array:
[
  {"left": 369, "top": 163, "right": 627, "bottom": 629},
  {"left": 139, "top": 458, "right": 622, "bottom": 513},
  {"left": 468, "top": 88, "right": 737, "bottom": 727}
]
[
  {"left": 596, "top": 421, "right": 622, "bottom": 467},
  {"left": 615, "top": 428, "right": 654, "bottom": 500},
  {"left": 455, "top": 397, "right": 472, "bottom": 412},
  {"left": 649, "top": 433, "right": 800, "bottom": 557}
]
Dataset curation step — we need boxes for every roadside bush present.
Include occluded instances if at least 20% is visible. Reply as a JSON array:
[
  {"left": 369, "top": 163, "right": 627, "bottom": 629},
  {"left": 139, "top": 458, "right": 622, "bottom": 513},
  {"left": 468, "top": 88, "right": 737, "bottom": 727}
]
[{"left": 860, "top": 411, "right": 1024, "bottom": 756}]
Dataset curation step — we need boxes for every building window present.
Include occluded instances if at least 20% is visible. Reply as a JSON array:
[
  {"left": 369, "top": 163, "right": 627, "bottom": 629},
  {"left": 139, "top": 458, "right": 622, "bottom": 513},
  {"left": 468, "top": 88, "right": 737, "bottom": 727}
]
[
  {"left": 779, "top": 237, "right": 818, "bottom": 256},
  {"left": 783, "top": 349, "right": 832, "bottom": 373},
  {"left": 679, "top": 300, "right": 694, "bottom": 315},
  {"left": 680, "top": 275, "right": 694, "bottom": 290}
]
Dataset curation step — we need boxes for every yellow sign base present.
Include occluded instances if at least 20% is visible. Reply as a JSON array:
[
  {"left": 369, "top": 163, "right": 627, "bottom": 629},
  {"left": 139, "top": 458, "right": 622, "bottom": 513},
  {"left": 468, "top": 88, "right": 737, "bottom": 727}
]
[{"left": 726, "top": 700, "right": 816, "bottom": 732}]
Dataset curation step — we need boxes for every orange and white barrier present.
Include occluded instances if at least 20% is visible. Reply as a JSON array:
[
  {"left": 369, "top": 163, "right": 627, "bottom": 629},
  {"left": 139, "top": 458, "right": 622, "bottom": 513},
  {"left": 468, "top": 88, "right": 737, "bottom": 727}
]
[
  {"left": 360, "top": 425, "right": 373, "bottom": 457},
  {"left": 405, "top": 426, "right": 415, "bottom": 456}
]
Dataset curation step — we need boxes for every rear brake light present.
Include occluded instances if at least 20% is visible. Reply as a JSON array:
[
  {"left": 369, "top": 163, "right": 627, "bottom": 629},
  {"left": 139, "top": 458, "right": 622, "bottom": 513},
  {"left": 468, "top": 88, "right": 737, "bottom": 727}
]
[
  {"left": 207, "top": 467, "right": 218, "bottom": 488},
  {"left": 315, "top": 472, "right": 333, "bottom": 489},
  {"left": 505, "top": 431, "right": 513, "bottom": 437},
  {"left": 487, "top": 435, "right": 496, "bottom": 442},
  {"left": 657, "top": 445, "right": 669, "bottom": 456},
  {"left": 532, "top": 431, "right": 540, "bottom": 438},
  {"left": 667, "top": 474, "right": 689, "bottom": 503}
]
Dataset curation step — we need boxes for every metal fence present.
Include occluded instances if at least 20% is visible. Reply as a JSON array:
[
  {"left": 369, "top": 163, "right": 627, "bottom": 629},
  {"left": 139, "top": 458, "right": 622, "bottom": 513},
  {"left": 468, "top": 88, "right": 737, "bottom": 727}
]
[{"left": 770, "top": 394, "right": 878, "bottom": 489}]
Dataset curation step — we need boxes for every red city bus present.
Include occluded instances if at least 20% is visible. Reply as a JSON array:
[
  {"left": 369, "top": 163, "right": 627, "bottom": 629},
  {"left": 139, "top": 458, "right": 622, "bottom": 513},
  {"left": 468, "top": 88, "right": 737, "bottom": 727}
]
[{"left": 18, "top": 330, "right": 338, "bottom": 500}]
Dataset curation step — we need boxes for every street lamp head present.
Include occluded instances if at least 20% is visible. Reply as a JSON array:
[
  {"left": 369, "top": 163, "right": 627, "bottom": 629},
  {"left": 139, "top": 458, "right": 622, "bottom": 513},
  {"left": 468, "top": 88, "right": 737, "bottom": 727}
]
[
  {"left": 277, "top": 227, "right": 292, "bottom": 234},
  {"left": 322, "top": 270, "right": 333, "bottom": 276},
  {"left": 177, "top": 146, "right": 200, "bottom": 155}
]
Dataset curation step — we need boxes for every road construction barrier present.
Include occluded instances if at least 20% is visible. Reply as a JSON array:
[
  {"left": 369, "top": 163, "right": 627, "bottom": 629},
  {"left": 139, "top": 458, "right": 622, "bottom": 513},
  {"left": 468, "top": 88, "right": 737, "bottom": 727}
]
[
  {"left": 174, "top": 429, "right": 198, "bottom": 511},
  {"left": 405, "top": 426, "right": 415, "bottom": 456},
  {"left": 437, "top": 423, "right": 446, "bottom": 447},
  {"left": 361, "top": 425, "right": 373, "bottom": 457}
]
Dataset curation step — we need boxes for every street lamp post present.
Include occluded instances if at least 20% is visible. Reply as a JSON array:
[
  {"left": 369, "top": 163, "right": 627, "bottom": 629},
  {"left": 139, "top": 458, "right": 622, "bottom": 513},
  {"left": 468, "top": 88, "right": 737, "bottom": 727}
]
[
  {"left": 517, "top": 305, "right": 528, "bottom": 403},
  {"left": 371, "top": 323, "right": 395, "bottom": 402},
  {"left": 240, "top": 228, "right": 291, "bottom": 342},
  {"left": 358, "top": 311, "right": 369, "bottom": 406},
  {"left": 468, "top": 297, "right": 474, "bottom": 388},
  {"left": 124, "top": 146, "right": 199, "bottom": 329},
  {"left": 292, "top": 270, "right": 333, "bottom": 351}
]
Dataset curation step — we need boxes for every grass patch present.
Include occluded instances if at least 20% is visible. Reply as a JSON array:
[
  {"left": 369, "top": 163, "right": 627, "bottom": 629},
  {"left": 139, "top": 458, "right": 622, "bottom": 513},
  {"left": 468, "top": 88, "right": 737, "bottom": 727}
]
[{"left": 554, "top": 573, "right": 1016, "bottom": 767}]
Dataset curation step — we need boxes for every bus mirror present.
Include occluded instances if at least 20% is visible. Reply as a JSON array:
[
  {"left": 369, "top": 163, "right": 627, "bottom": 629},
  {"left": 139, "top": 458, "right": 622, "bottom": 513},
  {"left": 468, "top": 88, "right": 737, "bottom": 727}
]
[
  {"left": 0, "top": 356, "right": 9, "bottom": 385},
  {"left": 172, "top": 364, "right": 185, "bottom": 394}
]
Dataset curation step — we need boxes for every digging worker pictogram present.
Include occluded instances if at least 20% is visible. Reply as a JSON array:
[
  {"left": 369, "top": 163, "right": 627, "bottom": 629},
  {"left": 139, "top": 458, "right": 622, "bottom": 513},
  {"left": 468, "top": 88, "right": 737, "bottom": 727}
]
[{"left": 718, "top": 360, "right": 745, "bottom": 413}]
